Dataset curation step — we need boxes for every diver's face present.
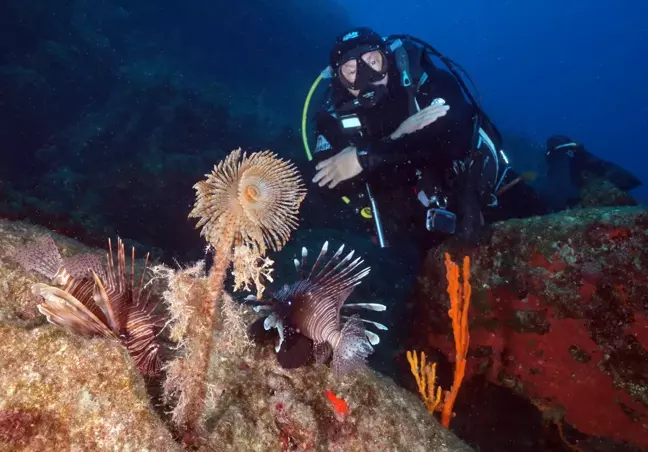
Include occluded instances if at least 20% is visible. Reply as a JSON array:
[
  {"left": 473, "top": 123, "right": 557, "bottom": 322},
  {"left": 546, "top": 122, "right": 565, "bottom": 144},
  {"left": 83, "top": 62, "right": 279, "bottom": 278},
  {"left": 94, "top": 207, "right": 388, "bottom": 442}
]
[{"left": 339, "top": 50, "right": 388, "bottom": 96}]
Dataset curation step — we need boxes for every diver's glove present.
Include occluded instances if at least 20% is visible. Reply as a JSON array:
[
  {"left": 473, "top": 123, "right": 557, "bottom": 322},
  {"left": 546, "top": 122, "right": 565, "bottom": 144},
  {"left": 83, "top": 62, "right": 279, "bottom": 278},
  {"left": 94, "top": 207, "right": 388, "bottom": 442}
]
[
  {"left": 390, "top": 99, "right": 449, "bottom": 140},
  {"left": 313, "top": 146, "right": 363, "bottom": 189}
]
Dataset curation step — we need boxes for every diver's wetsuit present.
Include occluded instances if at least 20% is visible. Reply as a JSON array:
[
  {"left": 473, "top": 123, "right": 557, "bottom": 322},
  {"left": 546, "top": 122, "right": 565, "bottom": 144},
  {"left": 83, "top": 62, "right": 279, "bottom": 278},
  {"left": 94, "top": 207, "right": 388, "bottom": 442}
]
[{"left": 311, "top": 42, "right": 544, "bottom": 246}]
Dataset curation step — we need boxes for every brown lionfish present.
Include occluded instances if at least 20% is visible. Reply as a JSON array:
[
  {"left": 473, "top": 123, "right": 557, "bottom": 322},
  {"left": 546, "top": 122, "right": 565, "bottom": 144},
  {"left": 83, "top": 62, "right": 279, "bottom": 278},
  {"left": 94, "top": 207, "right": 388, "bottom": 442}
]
[
  {"left": 13, "top": 235, "right": 165, "bottom": 376},
  {"left": 246, "top": 241, "right": 387, "bottom": 376}
]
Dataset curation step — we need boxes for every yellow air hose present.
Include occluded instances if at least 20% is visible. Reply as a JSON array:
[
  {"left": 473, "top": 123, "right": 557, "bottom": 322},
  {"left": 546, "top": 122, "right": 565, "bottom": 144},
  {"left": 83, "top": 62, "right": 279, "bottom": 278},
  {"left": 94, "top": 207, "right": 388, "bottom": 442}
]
[{"left": 302, "top": 73, "right": 324, "bottom": 161}]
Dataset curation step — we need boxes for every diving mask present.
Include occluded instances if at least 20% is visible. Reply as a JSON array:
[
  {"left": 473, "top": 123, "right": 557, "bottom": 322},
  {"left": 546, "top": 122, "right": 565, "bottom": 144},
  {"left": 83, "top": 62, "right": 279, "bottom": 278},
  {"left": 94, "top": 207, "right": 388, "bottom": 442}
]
[{"left": 337, "top": 48, "right": 389, "bottom": 92}]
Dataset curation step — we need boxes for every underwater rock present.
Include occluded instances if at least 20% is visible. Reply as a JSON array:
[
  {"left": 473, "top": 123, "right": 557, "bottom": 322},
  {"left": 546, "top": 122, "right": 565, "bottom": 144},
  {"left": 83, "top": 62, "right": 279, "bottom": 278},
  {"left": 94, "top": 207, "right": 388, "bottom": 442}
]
[
  {"left": 576, "top": 171, "right": 638, "bottom": 208},
  {"left": 198, "top": 307, "right": 474, "bottom": 452},
  {"left": 0, "top": 323, "right": 179, "bottom": 451},
  {"left": 1, "top": 0, "right": 353, "bottom": 264},
  {"left": 410, "top": 205, "right": 648, "bottom": 450},
  {"left": 156, "top": 257, "right": 472, "bottom": 451},
  {"left": 0, "top": 217, "right": 473, "bottom": 451}
]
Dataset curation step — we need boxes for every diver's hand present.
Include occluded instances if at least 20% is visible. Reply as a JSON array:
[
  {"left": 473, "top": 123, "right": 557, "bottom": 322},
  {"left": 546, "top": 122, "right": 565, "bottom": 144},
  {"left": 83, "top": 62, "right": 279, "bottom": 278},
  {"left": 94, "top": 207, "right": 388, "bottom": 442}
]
[
  {"left": 313, "top": 146, "right": 362, "bottom": 189},
  {"left": 390, "top": 99, "right": 450, "bottom": 140}
]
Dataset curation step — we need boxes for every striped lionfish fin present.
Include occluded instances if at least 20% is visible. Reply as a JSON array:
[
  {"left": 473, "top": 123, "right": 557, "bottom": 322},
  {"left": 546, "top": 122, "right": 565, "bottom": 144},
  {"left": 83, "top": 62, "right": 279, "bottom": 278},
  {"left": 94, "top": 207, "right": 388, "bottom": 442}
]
[
  {"left": 341, "top": 301, "right": 388, "bottom": 345},
  {"left": 342, "top": 302, "right": 387, "bottom": 311},
  {"left": 296, "top": 242, "right": 370, "bottom": 343},
  {"left": 341, "top": 315, "right": 388, "bottom": 331},
  {"left": 12, "top": 235, "right": 63, "bottom": 281},
  {"left": 124, "top": 306, "right": 165, "bottom": 375},
  {"left": 309, "top": 243, "right": 370, "bottom": 311},
  {"left": 105, "top": 237, "right": 162, "bottom": 375},
  {"left": 62, "top": 253, "right": 107, "bottom": 282},
  {"left": 32, "top": 283, "right": 117, "bottom": 339},
  {"left": 104, "top": 238, "right": 155, "bottom": 324},
  {"left": 293, "top": 246, "right": 309, "bottom": 280},
  {"left": 91, "top": 271, "right": 121, "bottom": 332},
  {"left": 331, "top": 315, "right": 374, "bottom": 376},
  {"left": 306, "top": 241, "right": 330, "bottom": 280}
]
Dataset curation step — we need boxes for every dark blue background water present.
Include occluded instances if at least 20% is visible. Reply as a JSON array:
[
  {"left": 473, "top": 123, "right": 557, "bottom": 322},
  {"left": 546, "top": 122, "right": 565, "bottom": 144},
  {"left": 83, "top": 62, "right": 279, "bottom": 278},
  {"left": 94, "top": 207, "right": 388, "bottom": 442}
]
[
  {"left": 0, "top": 0, "right": 353, "bottom": 260},
  {"left": 2, "top": 1, "right": 645, "bottom": 256},
  {"left": 339, "top": 0, "right": 648, "bottom": 201},
  {"left": 0, "top": 0, "right": 645, "bottom": 253}
]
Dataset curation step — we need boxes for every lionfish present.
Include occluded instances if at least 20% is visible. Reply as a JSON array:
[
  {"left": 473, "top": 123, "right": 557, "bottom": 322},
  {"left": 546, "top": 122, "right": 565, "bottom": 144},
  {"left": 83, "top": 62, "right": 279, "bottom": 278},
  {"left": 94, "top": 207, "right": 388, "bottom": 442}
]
[
  {"left": 246, "top": 241, "right": 387, "bottom": 376},
  {"left": 13, "top": 235, "right": 165, "bottom": 376}
]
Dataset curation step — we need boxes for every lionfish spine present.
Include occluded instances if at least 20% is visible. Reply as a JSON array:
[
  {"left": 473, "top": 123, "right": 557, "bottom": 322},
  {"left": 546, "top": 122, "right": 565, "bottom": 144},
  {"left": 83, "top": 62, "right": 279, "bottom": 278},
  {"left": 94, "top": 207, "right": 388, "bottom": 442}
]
[
  {"left": 21, "top": 236, "right": 165, "bottom": 378},
  {"left": 341, "top": 315, "right": 387, "bottom": 331},
  {"left": 307, "top": 241, "right": 330, "bottom": 280},
  {"left": 293, "top": 242, "right": 371, "bottom": 345}
]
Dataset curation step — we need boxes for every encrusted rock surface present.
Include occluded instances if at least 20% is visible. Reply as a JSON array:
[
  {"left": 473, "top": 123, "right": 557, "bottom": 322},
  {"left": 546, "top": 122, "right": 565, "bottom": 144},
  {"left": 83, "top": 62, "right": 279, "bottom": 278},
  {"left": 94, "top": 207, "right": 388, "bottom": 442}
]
[
  {"left": 0, "top": 323, "right": 180, "bottom": 451},
  {"left": 1, "top": 219, "right": 473, "bottom": 451},
  {"left": 199, "top": 328, "right": 473, "bottom": 452},
  {"left": 408, "top": 205, "right": 648, "bottom": 450}
]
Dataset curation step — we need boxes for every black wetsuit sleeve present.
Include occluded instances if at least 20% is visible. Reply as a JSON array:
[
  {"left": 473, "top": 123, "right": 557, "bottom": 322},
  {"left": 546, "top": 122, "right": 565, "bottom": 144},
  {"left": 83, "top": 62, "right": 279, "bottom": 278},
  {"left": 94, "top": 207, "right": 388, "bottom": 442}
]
[
  {"left": 357, "top": 69, "right": 475, "bottom": 172},
  {"left": 305, "top": 111, "right": 370, "bottom": 233},
  {"left": 311, "top": 111, "right": 350, "bottom": 161}
]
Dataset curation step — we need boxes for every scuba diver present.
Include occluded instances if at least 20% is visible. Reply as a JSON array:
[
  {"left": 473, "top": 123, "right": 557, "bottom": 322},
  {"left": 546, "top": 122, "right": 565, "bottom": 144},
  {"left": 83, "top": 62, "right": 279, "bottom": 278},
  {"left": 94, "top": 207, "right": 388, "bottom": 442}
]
[
  {"left": 538, "top": 135, "right": 642, "bottom": 212},
  {"left": 304, "top": 27, "right": 640, "bottom": 249}
]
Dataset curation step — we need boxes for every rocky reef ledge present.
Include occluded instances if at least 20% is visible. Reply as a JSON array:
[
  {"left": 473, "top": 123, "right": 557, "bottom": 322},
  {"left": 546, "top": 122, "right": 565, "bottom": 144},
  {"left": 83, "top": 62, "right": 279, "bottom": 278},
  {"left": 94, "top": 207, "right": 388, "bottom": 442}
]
[{"left": 0, "top": 218, "right": 472, "bottom": 452}]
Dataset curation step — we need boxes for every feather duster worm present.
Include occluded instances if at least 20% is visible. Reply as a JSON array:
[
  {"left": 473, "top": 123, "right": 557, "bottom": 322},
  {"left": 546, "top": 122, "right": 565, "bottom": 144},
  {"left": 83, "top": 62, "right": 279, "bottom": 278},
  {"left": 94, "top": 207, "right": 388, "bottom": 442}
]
[
  {"left": 170, "top": 148, "right": 305, "bottom": 435},
  {"left": 13, "top": 235, "right": 164, "bottom": 376},
  {"left": 189, "top": 148, "right": 305, "bottom": 256}
]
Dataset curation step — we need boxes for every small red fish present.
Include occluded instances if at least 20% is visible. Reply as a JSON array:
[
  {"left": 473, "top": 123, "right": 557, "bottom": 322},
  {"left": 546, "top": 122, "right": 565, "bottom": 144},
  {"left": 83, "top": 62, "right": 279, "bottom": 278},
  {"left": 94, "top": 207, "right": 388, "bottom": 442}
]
[{"left": 325, "top": 390, "right": 348, "bottom": 416}]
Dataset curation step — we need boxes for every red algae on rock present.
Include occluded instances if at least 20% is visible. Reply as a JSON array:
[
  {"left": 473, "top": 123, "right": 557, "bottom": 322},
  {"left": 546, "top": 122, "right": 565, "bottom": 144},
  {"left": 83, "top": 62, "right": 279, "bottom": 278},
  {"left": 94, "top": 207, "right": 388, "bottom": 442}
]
[{"left": 410, "top": 206, "right": 648, "bottom": 450}]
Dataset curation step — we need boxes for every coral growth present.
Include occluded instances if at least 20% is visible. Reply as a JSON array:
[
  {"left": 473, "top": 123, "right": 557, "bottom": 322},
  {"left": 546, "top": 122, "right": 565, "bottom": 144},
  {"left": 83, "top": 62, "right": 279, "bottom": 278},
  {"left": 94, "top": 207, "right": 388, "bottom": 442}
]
[
  {"left": 0, "top": 212, "right": 473, "bottom": 451},
  {"left": 231, "top": 245, "right": 275, "bottom": 299},
  {"left": 441, "top": 253, "right": 471, "bottom": 428},
  {"left": 410, "top": 206, "right": 648, "bottom": 450},
  {"left": 163, "top": 148, "right": 306, "bottom": 437},
  {"left": 157, "top": 263, "right": 212, "bottom": 433},
  {"left": 197, "top": 345, "right": 473, "bottom": 452},
  {"left": 407, "top": 350, "right": 443, "bottom": 414},
  {"left": 407, "top": 253, "right": 471, "bottom": 428}
]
